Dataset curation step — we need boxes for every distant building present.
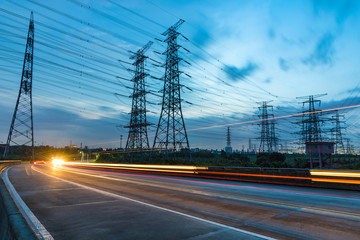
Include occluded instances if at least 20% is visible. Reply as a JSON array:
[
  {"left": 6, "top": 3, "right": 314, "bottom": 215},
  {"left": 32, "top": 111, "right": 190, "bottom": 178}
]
[
  {"left": 305, "top": 142, "right": 335, "bottom": 169},
  {"left": 0, "top": 144, "right": 8, "bottom": 149}
]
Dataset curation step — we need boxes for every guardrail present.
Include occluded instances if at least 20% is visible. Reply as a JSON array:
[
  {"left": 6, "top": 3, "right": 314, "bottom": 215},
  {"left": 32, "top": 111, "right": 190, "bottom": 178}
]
[
  {"left": 64, "top": 162, "right": 360, "bottom": 191},
  {"left": 0, "top": 160, "right": 37, "bottom": 240}
]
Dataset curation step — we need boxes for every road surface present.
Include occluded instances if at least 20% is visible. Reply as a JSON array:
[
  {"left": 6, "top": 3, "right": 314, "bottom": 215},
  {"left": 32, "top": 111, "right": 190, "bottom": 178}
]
[{"left": 6, "top": 164, "right": 360, "bottom": 240}]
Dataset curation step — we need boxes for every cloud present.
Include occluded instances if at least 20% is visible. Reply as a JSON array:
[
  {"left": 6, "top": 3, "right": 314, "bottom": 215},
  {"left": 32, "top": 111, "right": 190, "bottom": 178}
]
[
  {"left": 99, "top": 106, "right": 116, "bottom": 112},
  {"left": 224, "top": 62, "right": 259, "bottom": 81},
  {"left": 303, "top": 32, "right": 335, "bottom": 66},
  {"left": 336, "top": 0, "right": 358, "bottom": 24},
  {"left": 192, "top": 25, "right": 211, "bottom": 47},
  {"left": 345, "top": 87, "right": 360, "bottom": 94},
  {"left": 278, "top": 58, "right": 290, "bottom": 71},
  {"left": 312, "top": 0, "right": 359, "bottom": 25},
  {"left": 268, "top": 28, "right": 276, "bottom": 40},
  {"left": 28, "top": 106, "right": 126, "bottom": 147},
  {"left": 321, "top": 96, "right": 360, "bottom": 110}
]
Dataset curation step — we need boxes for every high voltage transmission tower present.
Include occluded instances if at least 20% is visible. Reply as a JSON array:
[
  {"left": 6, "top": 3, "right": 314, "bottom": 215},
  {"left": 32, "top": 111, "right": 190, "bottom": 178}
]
[
  {"left": 258, "top": 101, "right": 277, "bottom": 152},
  {"left": 3, "top": 12, "right": 35, "bottom": 161},
  {"left": 345, "top": 138, "right": 353, "bottom": 154},
  {"left": 153, "top": 20, "right": 191, "bottom": 159},
  {"left": 296, "top": 94, "right": 327, "bottom": 144},
  {"left": 224, "top": 126, "right": 232, "bottom": 154},
  {"left": 125, "top": 41, "right": 153, "bottom": 158},
  {"left": 226, "top": 127, "right": 231, "bottom": 148},
  {"left": 330, "top": 110, "right": 345, "bottom": 154}
]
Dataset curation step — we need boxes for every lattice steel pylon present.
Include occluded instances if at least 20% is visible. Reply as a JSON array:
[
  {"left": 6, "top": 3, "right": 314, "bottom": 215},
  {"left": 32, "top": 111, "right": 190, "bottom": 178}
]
[
  {"left": 330, "top": 110, "right": 345, "bottom": 154},
  {"left": 296, "top": 94, "right": 326, "bottom": 143},
  {"left": 153, "top": 20, "right": 191, "bottom": 159},
  {"left": 345, "top": 138, "right": 353, "bottom": 154},
  {"left": 125, "top": 41, "right": 153, "bottom": 154},
  {"left": 3, "top": 12, "right": 35, "bottom": 160},
  {"left": 226, "top": 127, "right": 231, "bottom": 148},
  {"left": 258, "top": 101, "right": 277, "bottom": 152}
]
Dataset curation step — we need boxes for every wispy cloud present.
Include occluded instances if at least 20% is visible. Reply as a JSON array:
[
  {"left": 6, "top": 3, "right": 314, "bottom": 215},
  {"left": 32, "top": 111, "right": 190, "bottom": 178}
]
[
  {"left": 224, "top": 62, "right": 259, "bottom": 81},
  {"left": 312, "top": 0, "right": 359, "bottom": 25},
  {"left": 268, "top": 28, "right": 276, "bottom": 40},
  {"left": 192, "top": 25, "right": 211, "bottom": 47},
  {"left": 336, "top": 0, "right": 358, "bottom": 24},
  {"left": 303, "top": 32, "right": 335, "bottom": 66},
  {"left": 278, "top": 58, "right": 290, "bottom": 71}
]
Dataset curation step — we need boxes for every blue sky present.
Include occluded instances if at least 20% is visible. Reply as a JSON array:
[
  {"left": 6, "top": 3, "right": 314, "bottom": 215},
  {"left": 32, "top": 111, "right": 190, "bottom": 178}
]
[{"left": 1, "top": 0, "right": 360, "bottom": 151}]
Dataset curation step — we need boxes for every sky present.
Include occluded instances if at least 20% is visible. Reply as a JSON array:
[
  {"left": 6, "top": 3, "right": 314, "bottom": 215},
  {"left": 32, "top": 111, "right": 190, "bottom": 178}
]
[{"left": 1, "top": 0, "right": 360, "bottom": 151}]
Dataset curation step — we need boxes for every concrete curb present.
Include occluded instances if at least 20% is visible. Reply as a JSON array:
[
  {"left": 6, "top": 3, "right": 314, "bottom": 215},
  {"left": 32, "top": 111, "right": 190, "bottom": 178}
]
[{"left": 0, "top": 162, "right": 37, "bottom": 240}]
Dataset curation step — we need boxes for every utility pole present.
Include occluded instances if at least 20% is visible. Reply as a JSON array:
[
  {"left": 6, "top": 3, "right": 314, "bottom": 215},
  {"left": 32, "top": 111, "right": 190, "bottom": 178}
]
[
  {"left": 3, "top": 12, "right": 35, "bottom": 161},
  {"left": 115, "top": 125, "right": 123, "bottom": 149},
  {"left": 125, "top": 41, "right": 153, "bottom": 158},
  {"left": 330, "top": 110, "right": 345, "bottom": 154},
  {"left": 153, "top": 20, "right": 191, "bottom": 160},
  {"left": 258, "top": 101, "right": 277, "bottom": 152}
]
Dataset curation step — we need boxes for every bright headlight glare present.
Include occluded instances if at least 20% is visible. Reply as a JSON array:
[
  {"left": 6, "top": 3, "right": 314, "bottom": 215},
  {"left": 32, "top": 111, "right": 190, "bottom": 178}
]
[{"left": 52, "top": 158, "right": 64, "bottom": 166}]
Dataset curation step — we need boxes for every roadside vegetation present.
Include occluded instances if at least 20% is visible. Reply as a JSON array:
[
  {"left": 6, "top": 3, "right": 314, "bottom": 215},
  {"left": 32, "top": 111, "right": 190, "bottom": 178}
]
[{"left": 95, "top": 150, "right": 360, "bottom": 170}]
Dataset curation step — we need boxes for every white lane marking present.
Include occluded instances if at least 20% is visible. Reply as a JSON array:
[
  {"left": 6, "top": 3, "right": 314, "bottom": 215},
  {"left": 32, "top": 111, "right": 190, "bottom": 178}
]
[
  {"left": 2, "top": 167, "right": 54, "bottom": 240},
  {"left": 58, "top": 167, "right": 360, "bottom": 220},
  {"left": 32, "top": 166, "right": 277, "bottom": 240}
]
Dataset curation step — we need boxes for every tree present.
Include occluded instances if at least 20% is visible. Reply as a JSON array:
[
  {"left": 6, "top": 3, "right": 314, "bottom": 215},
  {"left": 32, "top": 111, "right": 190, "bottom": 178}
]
[{"left": 256, "top": 152, "right": 286, "bottom": 167}]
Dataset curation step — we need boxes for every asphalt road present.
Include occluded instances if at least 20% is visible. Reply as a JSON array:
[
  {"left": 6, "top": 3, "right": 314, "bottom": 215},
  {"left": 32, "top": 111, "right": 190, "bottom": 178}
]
[{"left": 7, "top": 164, "right": 360, "bottom": 240}]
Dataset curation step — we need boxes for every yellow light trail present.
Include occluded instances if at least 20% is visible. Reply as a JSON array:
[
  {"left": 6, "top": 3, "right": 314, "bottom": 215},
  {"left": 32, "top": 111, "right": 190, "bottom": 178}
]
[
  {"left": 39, "top": 165, "right": 360, "bottom": 220},
  {"left": 310, "top": 170, "right": 360, "bottom": 184},
  {"left": 310, "top": 170, "right": 360, "bottom": 178},
  {"left": 65, "top": 162, "right": 208, "bottom": 174},
  {"left": 64, "top": 163, "right": 360, "bottom": 185}
]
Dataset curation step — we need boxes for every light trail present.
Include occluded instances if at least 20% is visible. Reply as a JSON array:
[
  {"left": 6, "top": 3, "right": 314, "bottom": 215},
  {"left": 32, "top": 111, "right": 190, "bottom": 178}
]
[
  {"left": 65, "top": 162, "right": 207, "bottom": 174},
  {"left": 311, "top": 178, "right": 360, "bottom": 184},
  {"left": 31, "top": 165, "right": 278, "bottom": 240},
  {"left": 61, "top": 162, "right": 360, "bottom": 185},
  {"left": 310, "top": 170, "right": 360, "bottom": 184},
  {"left": 58, "top": 163, "right": 360, "bottom": 197},
  {"left": 310, "top": 170, "right": 360, "bottom": 178},
  {"left": 37, "top": 165, "right": 360, "bottom": 220}
]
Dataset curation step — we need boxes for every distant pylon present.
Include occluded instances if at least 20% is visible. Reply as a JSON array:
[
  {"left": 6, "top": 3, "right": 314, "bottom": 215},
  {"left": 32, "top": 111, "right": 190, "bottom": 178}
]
[
  {"left": 125, "top": 41, "right": 153, "bottom": 155},
  {"left": 258, "top": 101, "right": 277, "bottom": 152},
  {"left": 345, "top": 138, "right": 352, "bottom": 154},
  {"left": 224, "top": 126, "right": 232, "bottom": 154},
  {"left": 3, "top": 12, "right": 35, "bottom": 161},
  {"left": 296, "top": 94, "right": 327, "bottom": 143},
  {"left": 226, "top": 127, "right": 231, "bottom": 148},
  {"left": 248, "top": 138, "right": 252, "bottom": 153},
  {"left": 153, "top": 20, "right": 191, "bottom": 159},
  {"left": 330, "top": 110, "right": 345, "bottom": 154}
]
